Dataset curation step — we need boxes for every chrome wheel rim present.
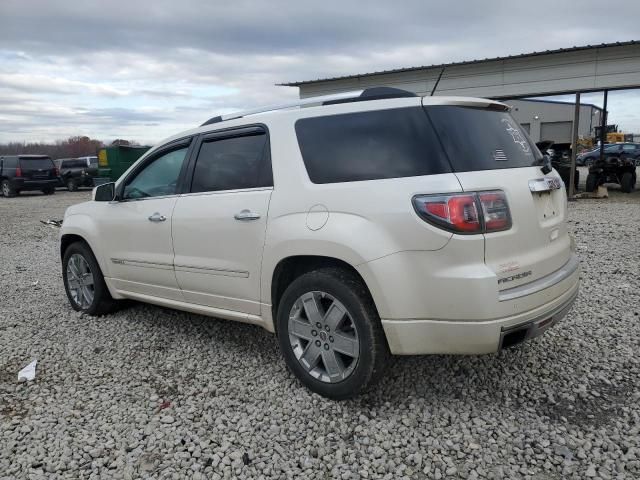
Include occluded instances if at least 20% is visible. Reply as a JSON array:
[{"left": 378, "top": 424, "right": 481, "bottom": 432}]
[
  {"left": 2, "top": 182, "right": 8, "bottom": 196},
  {"left": 66, "top": 254, "right": 95, "bottom": 309},
  {"left": 288, "top": 291, "right": 359, "bottom": 383}
]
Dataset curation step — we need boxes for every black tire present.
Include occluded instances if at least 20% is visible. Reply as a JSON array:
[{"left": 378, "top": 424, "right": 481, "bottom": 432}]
[
  {"left": 62, "top": 241, "right": 119, "bottom": 316},
  {"left": 42, "top": 187, "right": 55, "bottom": 195},
  {"left": 585, "top": 173, "right": 598, "bottom": 193},
  {"left": 66, "top": 179, "right": 77, "bottom": 192},
  {"left": 1, "top": 179, "right": 16, "bottom": 198},
  {"left": 621, "top": 172, "right": 634, "bottom": 193},
  {"left": 574, "top": 170, "right": 579, "bottom": 191},
  {"left": 276, "top": 267, "right": 389, "bottom": 400}
]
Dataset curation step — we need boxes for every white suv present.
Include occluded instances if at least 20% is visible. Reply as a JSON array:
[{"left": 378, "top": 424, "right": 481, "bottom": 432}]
[{"left": 60, "top": 88, "right": 579, "bottom": 399}]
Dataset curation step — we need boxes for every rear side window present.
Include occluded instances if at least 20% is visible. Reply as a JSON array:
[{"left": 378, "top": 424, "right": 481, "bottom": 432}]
[
  {"left": 19, "top": 158, "right": 54, "bottom": 170},
  {"left": 424, "top": 106, "right": 542, "bottom": 171},
  {"left": 295, "top": 107, "right": 451, "bottom": 184},
  {"left": 191, "top": 133, "right": 271, "bottom": 193}
]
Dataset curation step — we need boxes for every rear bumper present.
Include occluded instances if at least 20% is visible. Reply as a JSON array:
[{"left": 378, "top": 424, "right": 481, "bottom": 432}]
[
  {"left": 380, "top": 262, "right": 579, "bottom": 355},
  {"left": 12, "top": 178, "right": 59, "bottom": 190}
]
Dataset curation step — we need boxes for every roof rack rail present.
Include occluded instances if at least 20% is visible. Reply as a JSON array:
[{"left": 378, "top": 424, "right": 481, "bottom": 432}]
[{"left": 200, "top": 87, "right": 416, "bottom": 126}]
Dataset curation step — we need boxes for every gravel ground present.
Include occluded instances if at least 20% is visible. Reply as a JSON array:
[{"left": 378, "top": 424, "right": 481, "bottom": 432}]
[{"left": 1, "top": 187, "right": 639, "bottom": 480}]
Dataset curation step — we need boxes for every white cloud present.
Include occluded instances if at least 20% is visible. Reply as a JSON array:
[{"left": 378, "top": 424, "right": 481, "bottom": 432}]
[{"left": 0, "top": 0, "right": 639, "bottom": 142}]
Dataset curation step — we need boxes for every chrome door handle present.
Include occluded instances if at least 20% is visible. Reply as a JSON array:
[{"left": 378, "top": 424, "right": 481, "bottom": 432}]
[
  {"left": 148, "top": 212, "right": 167, "bottom": 222},
  {"left": 234, "top": 209, "right": 261, "bottom": 221}
]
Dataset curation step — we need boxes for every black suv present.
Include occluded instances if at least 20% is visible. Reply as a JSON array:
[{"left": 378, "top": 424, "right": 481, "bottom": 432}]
[
  {"left": 578, "top": 143, "right": 640, "bottom": 166},
  {"left": 55, "top": 157, "right": 98, "bottom": 191},
  {"left": 0, "top": 155, "right": 59, "bottom": 197}
]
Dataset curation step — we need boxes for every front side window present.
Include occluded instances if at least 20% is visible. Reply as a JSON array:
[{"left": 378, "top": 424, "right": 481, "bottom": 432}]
[
  {"left": 123, "top": 147, "right": 187, "bottom": 200},
  {"left": 191, "top": 133, "right": 271, "bottom": 193}
]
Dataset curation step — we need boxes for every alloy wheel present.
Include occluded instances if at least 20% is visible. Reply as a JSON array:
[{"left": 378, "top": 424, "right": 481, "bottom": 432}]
[
  {"left": 66, "top": 254, "right": 95, "bottom": 309},
  {"left": 288, "top": 291, "right": 359, "bottom": 383}
]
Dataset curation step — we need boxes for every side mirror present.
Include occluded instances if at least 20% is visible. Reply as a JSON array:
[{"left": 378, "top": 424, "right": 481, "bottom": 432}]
[{"left": 94, "top": 182, "right": 116, "bottom": 202}]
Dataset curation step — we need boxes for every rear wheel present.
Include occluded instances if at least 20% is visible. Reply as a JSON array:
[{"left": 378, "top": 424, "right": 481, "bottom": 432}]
[
  {"left": 62, "top": 241, "right": 119, "bottom": 316},
  {"left": 585, "top": 173, "right": 598, "bottom": 193},
  {"left": 276, "top": 267, "right": 389, "bottom": 400},
  {"left": 621, "top": 172, "right": 634, "bottom": 193},
  {"left": 66, "top": 179, "right": 77, "bottom": 192},
  {"left": 1, "top": 179, "right": 16, "bottom": 198}
]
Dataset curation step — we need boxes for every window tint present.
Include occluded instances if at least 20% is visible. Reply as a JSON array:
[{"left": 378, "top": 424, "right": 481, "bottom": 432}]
[
  {"left": 425, "top": 106, "right": 542, "bottom": 172},
  {"left": 295, "top": 107, "right": 451, "bottom": 184},
  {"left": 123, "top": 147, "right": 187, "bottom": 199},
  {"left": 19, "top": 158, "right": 54, "bottom": 170},
  {"left": 63, "top": 159, "right": 88, "bottom": 168},
  {"left": 191, "top": 133, "right": 271, "bottom": 193}
]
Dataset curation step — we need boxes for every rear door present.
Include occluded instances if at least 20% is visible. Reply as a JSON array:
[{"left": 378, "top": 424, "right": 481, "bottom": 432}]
[
  {"left": 171, "top": 126, "right": 272, "bottom": 315},
  {"left": 424, "top": 104, "right": 571, "bottom": 289}
]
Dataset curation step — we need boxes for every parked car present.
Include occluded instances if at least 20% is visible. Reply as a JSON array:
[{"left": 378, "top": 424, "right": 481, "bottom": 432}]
[
  {"left": 0, "top": 155, "right": 59, "bottom": 197},
  {"left": 577, "top": 143, "right": 640, "bottom": 166},
  {"left": 60, "top": 88, "right": 580, "bottom": 399},
  {"left": 55, "top": 157, "right": 99, "bottom": 191},
  {"left": 585, "top": 154, "right": 637, "bottom": 193}
]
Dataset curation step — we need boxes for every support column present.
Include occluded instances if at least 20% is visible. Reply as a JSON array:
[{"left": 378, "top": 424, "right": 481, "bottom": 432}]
[
  {"left": 568, "top": 92, "right": 580, "bottom": 198},
  {"left": 599, "top": 90, "right": 609, "bottom": 162}
]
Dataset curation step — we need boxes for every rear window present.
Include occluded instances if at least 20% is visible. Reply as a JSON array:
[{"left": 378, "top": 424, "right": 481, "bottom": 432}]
[
  {"left": 19, "top": 158, "right": 54, "bottom": 170},
  {"left": 424, "top": 106, "right": 542, "bottom": 171},
  {"left": 295, "top": 107, "right": 451, "bottom": 184}
]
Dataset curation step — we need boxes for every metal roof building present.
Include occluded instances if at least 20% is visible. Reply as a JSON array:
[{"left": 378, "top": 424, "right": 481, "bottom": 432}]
[{"left": 281, "top": 41, "right": 640, "bottom": 100}]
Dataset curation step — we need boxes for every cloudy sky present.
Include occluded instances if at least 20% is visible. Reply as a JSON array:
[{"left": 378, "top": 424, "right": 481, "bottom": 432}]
[{"left": 1, "top": 0, "right": 639, "bottom": 144}]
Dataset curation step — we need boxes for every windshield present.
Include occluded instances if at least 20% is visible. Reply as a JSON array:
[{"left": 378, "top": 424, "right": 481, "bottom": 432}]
[{"left": 424, "top": 106, "right": 543, "bottom": 172}]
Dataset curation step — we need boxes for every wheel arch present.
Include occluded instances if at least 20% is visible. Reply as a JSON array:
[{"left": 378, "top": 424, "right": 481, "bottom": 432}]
[{"left": 269, "top": 255, "right": 378, "bottom": 332}]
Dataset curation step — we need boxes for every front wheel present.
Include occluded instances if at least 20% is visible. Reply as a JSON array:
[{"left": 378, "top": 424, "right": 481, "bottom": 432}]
[
  {"left": 621, "top": 172, "right": 634, "bottom": 193},
  {"left": 66, "top": 179, "right": 77, "bottom": 192},
  {"left": 62, "top": 241, "right": 119, "bottom": 316},
  {"left": 276, "top": 267, "right": 389, "bottom": 400}
]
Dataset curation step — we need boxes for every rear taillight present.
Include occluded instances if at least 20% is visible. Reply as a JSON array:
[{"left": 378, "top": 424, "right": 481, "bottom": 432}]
[
  {"left": 54, "top": 167, "right": 60, "bottom": 177},
  {"left": 413, "top": 190, "right": 511, "bottom": 234},
  {"left": 478, "top": 191, "right": 511, "bottom": 232},
  {"left": 15, "top": 166, "right": 22, "bottom": 177}
]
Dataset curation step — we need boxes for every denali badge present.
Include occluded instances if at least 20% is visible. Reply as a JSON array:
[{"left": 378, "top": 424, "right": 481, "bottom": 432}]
[
  {"left": 528, "top": 177, "right": 562, "bottom": 192},
  {"left": 498, "top": 270, "right": 532, "bottom": 285}
]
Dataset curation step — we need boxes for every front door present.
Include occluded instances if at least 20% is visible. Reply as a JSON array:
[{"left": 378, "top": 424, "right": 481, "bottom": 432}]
[
  {"left": 172, "top": 127, "right": 273, "bottom": 315},
  {"left": 101, "top": 142, "right": 191, "bottom": 301}
]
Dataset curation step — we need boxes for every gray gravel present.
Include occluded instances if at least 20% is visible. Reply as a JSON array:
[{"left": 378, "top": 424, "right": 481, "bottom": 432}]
[{"left": 1, "top": 187, "right": 639, "bottom": 480}]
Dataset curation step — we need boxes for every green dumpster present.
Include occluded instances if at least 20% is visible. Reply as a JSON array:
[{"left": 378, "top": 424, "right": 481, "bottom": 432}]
[{"left": 94, "top": 145, "right": 151, "bottom": 185}]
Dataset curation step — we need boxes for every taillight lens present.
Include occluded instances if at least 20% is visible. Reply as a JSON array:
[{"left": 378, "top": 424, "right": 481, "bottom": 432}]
[
  {"left": 15, "top": 166, "right": 22, "bottom": 177},
  {"left": 413, "top": 190, "right": 511, "bottom": 234},
  {"left": 478, "top": 191, "right": 511, "bottom": 232},
  {"left": 54, "top": 167, "right": 60, "bottom": 177},
  {"left": 413, "top": 193, "right": 481, "bottom": 233}
]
